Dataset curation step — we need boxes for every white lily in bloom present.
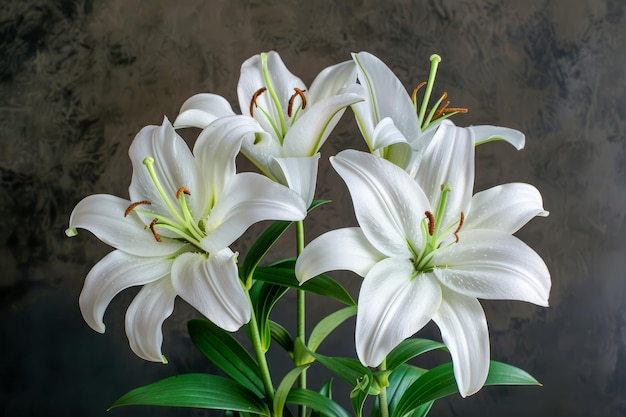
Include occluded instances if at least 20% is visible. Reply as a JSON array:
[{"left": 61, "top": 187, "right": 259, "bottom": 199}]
[
  {"left": 174, "top": 51, "right": 362, "bottom": 206},
  {"left": 296, "top": 121, "right": 550, "bottom": 396},
  {"left": 66, "top": 117, "right": 306, "bottom": 362},
  {"left": 351, "top": 51, "right": 525, "bottom": 178}
]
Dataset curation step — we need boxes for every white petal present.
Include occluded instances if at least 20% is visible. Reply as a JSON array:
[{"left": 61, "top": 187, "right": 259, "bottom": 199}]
[
  {"left": 415, "top": 121, "right": 474, "bottom": 228},
  {"left": 295, "top": 227, "right": 385, "bottom": 283},
  {"left": 282, "top": 90, "right": 363, "bottom": 157},
  {"left": 174, "top": 93, "right": 236, "bottom": 129},
  {"left": 370, "top": 118, "right": 410, "bottom": 152},
  {"left": 201, "top": 173, "right": 306, "bottom": 252},
  {"left": 194, "top": 115, "right": 263, "bottom": 205},
  {"left": 79, "top": 250, "right": 173, "bottom": 333},
  {"left": 68, "top": 194, "right": 185, "bottom": 257},
  {"left": 237, "top": 51, "right": 305, "bottom": 139},
  {"left": 269, "top": 154, "right": 320, "bottom": 207},
  {"left": 171, "top": 250, "right": 250, "bottom": 331},
  {"left": 307, "top": 60, "right": 357, "bottom": 104},
  {"left": 331, "top": 150, "right": 430, "bottom": 257},
  {"left": 432, "top": 229, "right": 551, "bottom": 306},
  {"left": 470, "top": 125, "right": 525, "bottom": 150},
  {"left": 356, "top": 259, "right": 442, "bottom": 367},
  {"left": 432, "top": 289, "right": 489, "bottom": 397},
  {"left": 351, "top": 52, "right": 420, "bottom": 145},
  {"left": 465, "top": 183, "right": 549, "bottom": 234},
  {"left": 128, "top": 118, "right": 205, "bottom": 223},
  {"left": 125, "top": 277, "right": 177, "bottom": 362}
]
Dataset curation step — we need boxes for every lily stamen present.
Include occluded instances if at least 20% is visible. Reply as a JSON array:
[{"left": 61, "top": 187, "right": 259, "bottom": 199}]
[
  {"left": 453, "top": 212, "right": 465, "bottom": 243},
  {"left": 148, "top": 218, "right": 162, "bottom": 242},
  {"left": 425, "top": 211, "right": 436, "bottom": 236},
  {"left": 249, "top": 87, "right": 267, "bottom": 117},
  {"left": 176, "top": 187, "right": 191, "bottom": 199},
  {"left": 288, "top": 88, "right": 307, "bottom": 117},
  {"left": 124, "top": 200, "right": 151, "bottom": 217},
  {"left": 411, "top": 81, "right": 427, "bottom": 107}
]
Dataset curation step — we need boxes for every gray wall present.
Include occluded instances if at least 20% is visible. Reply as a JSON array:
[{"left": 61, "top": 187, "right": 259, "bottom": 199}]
[{"left": 1, "top": 0, "right": 624, "bottom": 416}]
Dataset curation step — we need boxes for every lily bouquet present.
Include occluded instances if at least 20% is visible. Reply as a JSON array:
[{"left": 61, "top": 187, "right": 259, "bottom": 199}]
[{"left": 66, "top": 51, "right": 550, "bottom": 417}]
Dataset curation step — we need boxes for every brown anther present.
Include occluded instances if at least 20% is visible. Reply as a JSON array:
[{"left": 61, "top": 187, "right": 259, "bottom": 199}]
[
  {"left": 288, "top": 88, "right": 307, "bottom": 117},
  {"left": 148, "top": 218, "right": 162, "bottom": 242},
  {"left": 425, "top": 211, "right": 436, "bottom": 236},
  {"left": 411, "top": 81, "right": 427, "bottom": 103},
  {"left": 124, "top": 200, "right": 151, "bottom": 217},
  {"left": 453, "top": 212, "right": 465, "bottom": 243},
  {"left": 249, "top": 87, "right": 267, "bottom": 117},
  {"left": 176, "top": 187, "right": 191, "bottom": 199}
]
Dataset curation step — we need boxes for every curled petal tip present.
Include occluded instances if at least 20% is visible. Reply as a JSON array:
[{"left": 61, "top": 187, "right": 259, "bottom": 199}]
[{"left": 65, "top": 227, "right": 78, "bottom": 237}]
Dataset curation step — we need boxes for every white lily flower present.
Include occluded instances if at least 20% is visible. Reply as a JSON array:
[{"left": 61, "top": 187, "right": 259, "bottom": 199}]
[
  {"left": 351, "top": 51, "right": 525, "bottom": 177},
  {"left": 175, "top": 51, "right": 363, "bottom": 206},
  {"left": 66, "top": 117, "right": 307, "bottom": 362},
  {"left": 295, "top": 121, "right": 550, "bottom": 397}
]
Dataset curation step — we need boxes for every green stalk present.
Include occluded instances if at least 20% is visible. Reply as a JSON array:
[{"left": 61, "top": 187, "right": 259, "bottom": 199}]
[
  {"left": 296, "top": 220, "right": 307, "bottom": 417},
  {"left": 247, "top": 293, "right": 275, "bottom": 402},
  {"left": 378, "top": 359, "right": 390, "bottom": 417},
  {"left": 418, "top": 55, "right": 442, "bottom": 129}
]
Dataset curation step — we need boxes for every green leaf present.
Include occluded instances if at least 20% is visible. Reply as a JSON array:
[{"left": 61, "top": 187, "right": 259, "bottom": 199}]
[
  {"left": 240, "top": 199, "right": 329, "bottom": 283},
  {"left": 254, "top": 265, "right": 355, "bottom": 306},
  {"left": 249, "top": 280, "right": 290, "bottom": 351},
  {"left": 386, "top": 339, "right": 447, "bottom": 370},
  {"left": 309, "top": 351, "right": 375, "bottom": 392},
  {"left": 350, "top": 373, "right": 372, "bottom": 417},
  {"left": 308, "top": 306, "right": 357, "bottom": 353},
  {"left": 109, "top": 374, "right": 269, "bottom": 415},
  {"left": 274, "top": 366, "right": 310, "bottom": 417},
  {"left": 286, "top": 388, "right": 351, "bottom": 417},
  {"left": 270, "top": 320, "right": 294, "bottom": 357},
  {"left": 392, "top": 361, "right": 540, "bottom": 417},
  {"left": 188, "top": 319, "right": 265, "bottom": 398},
  {"left": 310, "top": 379, "right": 334, "bottom": 417}
]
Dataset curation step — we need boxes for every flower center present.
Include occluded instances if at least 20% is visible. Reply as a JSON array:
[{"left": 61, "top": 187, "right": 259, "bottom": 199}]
[
  {"left": 411, "top": 183, "right": 464, "bottom": 273},
  {"left": 124, "top": 157, "right": 206, "bottom": 250},
  {"left": 411, "top": 54, "right": 468, "bottom": 131},
  {"left": 247, "top": 52, "right": 308, "bottom": 144}
]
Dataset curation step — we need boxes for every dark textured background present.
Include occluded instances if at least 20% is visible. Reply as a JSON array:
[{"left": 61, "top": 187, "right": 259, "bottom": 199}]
[{"left": 1, "top": 0, "right": 624, "bottom": 416}]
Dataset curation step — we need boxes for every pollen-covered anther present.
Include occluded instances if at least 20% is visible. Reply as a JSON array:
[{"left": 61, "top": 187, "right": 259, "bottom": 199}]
[
  {"left": 288, "top": 88, "right": 307, "bottom": 117},
  {"left": 148, "top": 218, "right": 162, "bottom": 242},
  {"left": 176, "top": 187, "right": 191, "bottom": 199},
  {"left": 453, "top": 212, "right": 465, "bottom": 243},
  {"left": 249, "top": 87, "right": 267, "bottom": 117},
  {"left": 411, "top": 81, "right": 427, "bottom": 104},
  {"left": 124, "top": 200, "right": 151, "bottom": 217},
  {"left": 425, "top": 211, "right": 436, "bottom": 236}
]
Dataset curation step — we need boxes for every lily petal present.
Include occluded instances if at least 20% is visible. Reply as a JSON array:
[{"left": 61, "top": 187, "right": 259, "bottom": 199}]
[
  {"left": 432, "top": 229, "right": 551, "bottom": 306},
  {"left": 200, "top": 172, "right": 306, "bottom": 253},
  {"left": 432, "top": 289, "right": 489, "bottom": 397},
  {"left": 465, "top": 183, "right": 549, "bottom": 234},
  {"left": 79, "top": 250, "right": 173, "bottom": 333},
  {"left": 470, "top": 125, "right": 525, "bottom": 150},
  {"left": 128, "top": 118, "right": 205, "bottom": 223},
  {"left": 351, "top": 52, "right": 420, "bottom": 147},
  {"left": 370, "top": 118, "right": 410, "bottom": 152},
  {"left": 125, "top": 277, "right": 177, "bottom": 363},
  {"left": 295, "top": 227, "right": 385, "bottom": 283},
  {"left": 68, "top": 194, "right": 185, "bottom": 257},
  {"left": 307, "top": 60, "right": 357, "bottom": 104},
  {"left": 171, "top": 250, "right": 250, "bottom": 331},
  {"left": 331, "top": 150, "right": 430, "bottom": 257},
  {"left": 269, "top": 154, "right": 320, "bottom": 207},
  {"left": 194, "top": 115, "right": 263, "bottom": 204},
  {"left": 282, "top": 89, "right": 363, "bottom": 157},
  {"left": 415, "top": 121, "right": 474, "bottom": 228},
  {"left": 174, "top": 93, "right": 236, "bottom": 129},
  {"left": 356, "top": 259, "right": 442, "bottom": 367}
]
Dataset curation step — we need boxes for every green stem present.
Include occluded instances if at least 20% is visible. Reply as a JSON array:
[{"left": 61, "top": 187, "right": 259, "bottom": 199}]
[
  {"left": 247, "top": 293, "right": 275, "bottom": 401},
  {"left": 296, "top": 220, "right": 307, "bottom": 417},
  {"left": 378, "top": 359, "right": 390, "bottom": 417}
]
